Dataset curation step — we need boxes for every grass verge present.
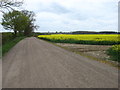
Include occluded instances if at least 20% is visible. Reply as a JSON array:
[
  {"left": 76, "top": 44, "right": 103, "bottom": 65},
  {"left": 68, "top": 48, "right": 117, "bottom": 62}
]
[{"left": 2, "top": 36, "right": 26, "bottom": 56}]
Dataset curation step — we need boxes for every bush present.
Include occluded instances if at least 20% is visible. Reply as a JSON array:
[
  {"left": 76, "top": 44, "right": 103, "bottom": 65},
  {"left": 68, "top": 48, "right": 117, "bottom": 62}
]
[{"left": 107, "top": 45, "right": 120, "bottom": 62}]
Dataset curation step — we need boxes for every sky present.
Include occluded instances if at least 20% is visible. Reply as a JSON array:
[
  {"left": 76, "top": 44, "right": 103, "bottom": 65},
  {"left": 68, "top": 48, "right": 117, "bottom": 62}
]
[{"left": 0, "top": 0, "right": 119, "bottom": 32}]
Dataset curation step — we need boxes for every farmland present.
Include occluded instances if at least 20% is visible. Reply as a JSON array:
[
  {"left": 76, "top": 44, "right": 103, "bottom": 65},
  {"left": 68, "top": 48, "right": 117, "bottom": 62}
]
[
  {"left": 38, "top": 34, "right": 120, "bottom": 63},
  {"left": 38, "top": 34, "right": 120, "bottom": 45}
]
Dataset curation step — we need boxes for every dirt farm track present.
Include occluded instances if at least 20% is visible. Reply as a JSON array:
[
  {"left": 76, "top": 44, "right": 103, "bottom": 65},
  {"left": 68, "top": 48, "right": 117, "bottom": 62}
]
[{"left": 3, "top": 37, "right": 118, "bottom": 88}]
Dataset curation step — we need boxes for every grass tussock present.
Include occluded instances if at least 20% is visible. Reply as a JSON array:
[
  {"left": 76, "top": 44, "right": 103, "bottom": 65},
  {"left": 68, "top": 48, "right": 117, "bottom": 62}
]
[{"left": 107, "top": 45, "right": 120, "bottom": 62}]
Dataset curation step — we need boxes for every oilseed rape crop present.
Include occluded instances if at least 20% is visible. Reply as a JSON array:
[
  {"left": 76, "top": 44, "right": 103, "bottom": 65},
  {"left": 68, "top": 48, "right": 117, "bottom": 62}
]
[{"left": 38, "top": 34, "right": 120, "bottom": 45}]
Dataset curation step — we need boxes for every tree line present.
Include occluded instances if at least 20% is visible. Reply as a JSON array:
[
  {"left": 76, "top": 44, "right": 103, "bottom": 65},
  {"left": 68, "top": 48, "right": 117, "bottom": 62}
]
[{"left": 0, "top": 0, "right": 38, "bottom": 37}]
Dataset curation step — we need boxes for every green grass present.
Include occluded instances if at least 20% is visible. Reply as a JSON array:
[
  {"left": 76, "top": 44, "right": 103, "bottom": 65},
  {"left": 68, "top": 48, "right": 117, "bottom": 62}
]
[
  {"left": 107, "top": 45, "right": 120, "bottom": 62},
  {"left": 2, "top": 36, "right": 26, "bottom": 56},
  {"left": 2, "top": 32, "right": 14, "bottom": 45}
]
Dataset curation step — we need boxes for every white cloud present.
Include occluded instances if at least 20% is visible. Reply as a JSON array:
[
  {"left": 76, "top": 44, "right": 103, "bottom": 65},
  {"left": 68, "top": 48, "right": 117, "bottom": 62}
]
[{"left": 0, "top": 0, "right": 119, "bottom": 32}]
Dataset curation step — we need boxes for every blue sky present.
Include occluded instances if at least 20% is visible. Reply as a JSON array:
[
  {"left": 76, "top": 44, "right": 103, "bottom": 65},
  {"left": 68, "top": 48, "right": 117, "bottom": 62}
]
[{"left": 0, "top": 0, "right": 119, "bottom": 32}]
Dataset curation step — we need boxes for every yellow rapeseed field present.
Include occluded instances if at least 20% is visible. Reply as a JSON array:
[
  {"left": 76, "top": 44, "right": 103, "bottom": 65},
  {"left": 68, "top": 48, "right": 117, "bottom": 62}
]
[{"left": 38, "top": 34, "right": 120, "bottom": 45}]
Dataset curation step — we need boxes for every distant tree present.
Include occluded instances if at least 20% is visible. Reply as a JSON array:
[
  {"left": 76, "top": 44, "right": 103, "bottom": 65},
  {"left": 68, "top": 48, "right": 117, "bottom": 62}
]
[
  {"left": 55, "top": 31, "right": 58, "bottom": 34},
  {"left": 0, "top": 0, "right": 23, "bottom": 13}
]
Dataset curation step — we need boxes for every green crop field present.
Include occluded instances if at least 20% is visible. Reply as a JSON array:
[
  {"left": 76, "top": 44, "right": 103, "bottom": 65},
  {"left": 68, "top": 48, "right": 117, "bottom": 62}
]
[{"left": 38, "top": 34, "right": 120, "bottom": 45}]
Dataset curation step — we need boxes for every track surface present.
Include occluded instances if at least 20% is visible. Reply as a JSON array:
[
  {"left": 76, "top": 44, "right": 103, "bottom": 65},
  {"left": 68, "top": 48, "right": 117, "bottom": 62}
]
[{"left": 3, "top": 37, "right": 118, "bottom": 88}]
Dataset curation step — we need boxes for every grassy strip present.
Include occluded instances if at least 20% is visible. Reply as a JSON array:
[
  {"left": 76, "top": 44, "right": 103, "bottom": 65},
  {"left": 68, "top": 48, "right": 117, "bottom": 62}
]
[
  {"left": 107, "top": 45, "right": 120, "bottom": 62},
  {"left": 2, "top": 36, "right": 26, "bottom": 56},
  {"left": 2, "top": 32, "right": 14, "bottom": 45},
  {"left": 39, "top": 37, "right": 119, "bottom": 45}
]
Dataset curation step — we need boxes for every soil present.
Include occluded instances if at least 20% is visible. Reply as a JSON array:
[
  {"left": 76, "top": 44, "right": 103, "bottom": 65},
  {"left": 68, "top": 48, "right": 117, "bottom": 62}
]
[{"left": 56, "top": 43, "right": 112, "bottom": 61}]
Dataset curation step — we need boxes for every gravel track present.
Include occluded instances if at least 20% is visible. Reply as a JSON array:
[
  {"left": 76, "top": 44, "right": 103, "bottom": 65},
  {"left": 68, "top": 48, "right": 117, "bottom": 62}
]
[{"left": 3, "top": 37, "right": 118, "bottom": 88}]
